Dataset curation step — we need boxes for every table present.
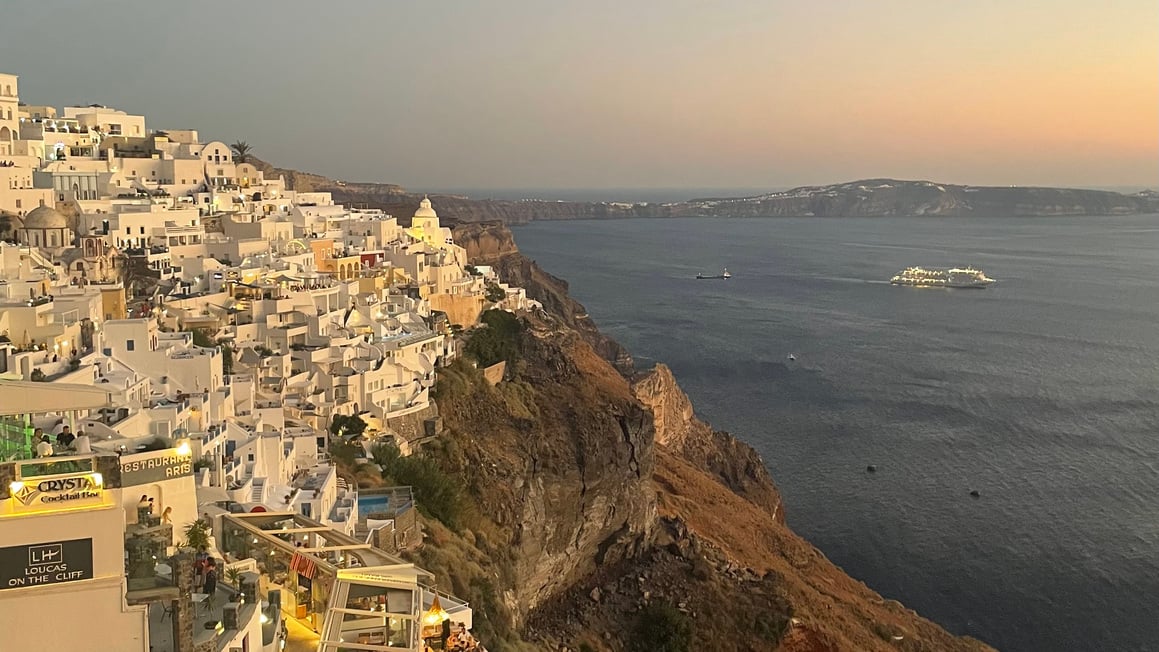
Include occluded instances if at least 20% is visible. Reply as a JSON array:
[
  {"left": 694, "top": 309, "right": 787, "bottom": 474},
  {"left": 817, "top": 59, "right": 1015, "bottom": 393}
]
[
  {"left": 191, "top": 592, "right": 210, "bottom": 611},
  {"left": 154, "top": 563, "right": 173, "bottom": 578}
]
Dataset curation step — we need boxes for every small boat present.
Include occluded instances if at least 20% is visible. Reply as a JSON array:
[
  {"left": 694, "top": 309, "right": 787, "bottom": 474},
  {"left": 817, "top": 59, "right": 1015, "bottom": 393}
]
[
  {"left": 697, "top": 268, "right": 731, "bottom": 280},
  {"left": 787, "top": 353, "right": 796, "bottom": 361}
]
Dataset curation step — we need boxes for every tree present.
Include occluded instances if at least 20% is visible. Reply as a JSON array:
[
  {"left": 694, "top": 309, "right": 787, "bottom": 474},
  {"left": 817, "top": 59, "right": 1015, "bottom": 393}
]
[
  {"left": 219, "top": 341, "right": 233, "bottom": 375},
  {"left": 181, "top": 520, "right": 211, "bottom": 551},
  {"left": 330, "top": 414, "right": 368, "bottom": 438},
  {"left": 629, "top": 602, "right": 693, "bottom": 652},
  {"left": 484, "top": 284, "right": 506, "bottom": 303},
  {"left": 231, "top": 141, "right": 253, "bottom": 164},
  {"left": 190, "top": 328, "right": 215, "bottom": 348},
  {"left": 464, "top": 309, "right": 523, "bottom": 367}
]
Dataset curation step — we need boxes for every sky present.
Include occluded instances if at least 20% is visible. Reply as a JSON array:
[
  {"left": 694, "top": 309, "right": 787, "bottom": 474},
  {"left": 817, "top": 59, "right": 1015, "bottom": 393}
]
[{"left": 1, "top": 0, "right": 1156, "bottom": 191}]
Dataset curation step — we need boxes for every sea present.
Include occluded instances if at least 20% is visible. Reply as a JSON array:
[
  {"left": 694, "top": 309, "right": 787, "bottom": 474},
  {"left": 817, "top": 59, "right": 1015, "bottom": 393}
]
[{"left": 513, "top": 215, "right": 1159, "bottom": 652}]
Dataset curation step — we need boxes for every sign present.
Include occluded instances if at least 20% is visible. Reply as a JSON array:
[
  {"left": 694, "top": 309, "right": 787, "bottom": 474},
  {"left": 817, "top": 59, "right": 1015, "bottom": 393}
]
[
  {"left": 0, "top": 538, "right": 94, "bottom": 590},
  {"left": 120, "top": 447, "right": 193, "bottom": 486},
  {"left": 9, "top": 472, "right": 104, "bottom": 512}
]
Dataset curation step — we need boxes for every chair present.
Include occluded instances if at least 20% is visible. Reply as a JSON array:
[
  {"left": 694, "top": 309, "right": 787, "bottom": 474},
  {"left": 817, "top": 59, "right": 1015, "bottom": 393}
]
[{"left": 160, "top": 603, "right": 176, "bottom": 621}]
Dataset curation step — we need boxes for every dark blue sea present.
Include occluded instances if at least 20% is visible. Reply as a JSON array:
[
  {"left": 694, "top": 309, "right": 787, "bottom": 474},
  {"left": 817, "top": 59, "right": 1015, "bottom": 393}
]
[{"left": 513, "top": 216, "right": 1159, "bottom": 652}]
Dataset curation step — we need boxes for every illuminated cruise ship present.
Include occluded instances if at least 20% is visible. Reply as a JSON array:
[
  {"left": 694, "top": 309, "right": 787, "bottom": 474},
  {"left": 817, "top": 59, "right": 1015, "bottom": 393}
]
[{"left": 890, "top": 266, "right": 995, "bottom": 288}]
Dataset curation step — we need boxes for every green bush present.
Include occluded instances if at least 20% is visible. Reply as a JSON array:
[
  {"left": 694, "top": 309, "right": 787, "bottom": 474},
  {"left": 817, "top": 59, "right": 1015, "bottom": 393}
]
[
  {"left": 330, "top": 414, "right": 368, "bottom": 438},
  {"left": 485, "top": 284, "right": 506, "bottom": 303},
  {"left": 464, "top": 310, "right": 523, "bottom": 367},
  {"left": 371, "top": 440, "right": 464, "bottom": 529},
  {"left": 328, "top": 440, "right": 363, "bottom": 466},
  {"left": 629, "top": 602, "right": 693, "bottom": 652},
  {"left": 190, "top": 328, "right": 215, "bottom": 348},
  {"left": 433, "top": 358, "right": 483, "bottom": 400}
]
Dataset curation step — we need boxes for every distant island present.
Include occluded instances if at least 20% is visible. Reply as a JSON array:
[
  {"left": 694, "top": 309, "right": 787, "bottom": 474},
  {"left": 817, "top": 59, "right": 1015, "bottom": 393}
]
[{"left": 252, "top": 160, "right": 1159, "bottom": 224}]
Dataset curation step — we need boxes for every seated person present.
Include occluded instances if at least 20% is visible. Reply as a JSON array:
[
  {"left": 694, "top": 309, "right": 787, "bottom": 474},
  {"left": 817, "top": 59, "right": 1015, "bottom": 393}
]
[{"left": 56, "top": 426, "right": 75, "bottom": 448}]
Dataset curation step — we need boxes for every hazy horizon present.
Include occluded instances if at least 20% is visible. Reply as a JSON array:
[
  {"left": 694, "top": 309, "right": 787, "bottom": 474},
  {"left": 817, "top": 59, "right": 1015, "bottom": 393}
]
[{"left": 1, "top": 1, "right": 1155, "bottom": 190}]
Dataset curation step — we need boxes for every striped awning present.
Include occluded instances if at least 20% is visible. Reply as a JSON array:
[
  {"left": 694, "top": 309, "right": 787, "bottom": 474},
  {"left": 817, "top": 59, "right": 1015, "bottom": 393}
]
[{"left": 290, "top": 551, "right": 318, "bottom": 579}]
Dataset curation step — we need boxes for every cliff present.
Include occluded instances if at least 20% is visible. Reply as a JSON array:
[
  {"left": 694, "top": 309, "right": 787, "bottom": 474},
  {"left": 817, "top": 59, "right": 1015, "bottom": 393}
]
[
  {"left": 634, "top": 363, "right": 784, "bottom": 521},
  {"left": 455, "top": 221, "right": 634, "bottom": 375},
  {"left": 406, "top": 221, "right": 994, "bottom": 651},
  {"left": 253, "top": 158, "right": 1157, "bottom": 221}
]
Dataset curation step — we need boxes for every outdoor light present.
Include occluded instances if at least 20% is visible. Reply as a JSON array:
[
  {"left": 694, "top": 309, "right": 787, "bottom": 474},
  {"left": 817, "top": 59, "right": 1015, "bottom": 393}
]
[
  {"left": 176, "top": 441, "right": 192, "bottom": 456},
  {"left": 92, "top": 473, "right": 103, "bottom": 486},
  {"left": 260, "top": 613, "right": 269, "bottom": 624},
  {"left": 9, "top": 481, "right": 24, "bottom": 494},
  {"left": 422, "top": 595, "right": 449, "bottom": 627}
]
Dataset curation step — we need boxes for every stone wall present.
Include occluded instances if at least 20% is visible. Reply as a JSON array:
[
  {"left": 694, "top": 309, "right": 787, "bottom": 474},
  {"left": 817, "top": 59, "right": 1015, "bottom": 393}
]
[
  {"left": 481, "top": 361, "right": 506, "bottom": 386},
  {"left": 384, "top": 403, "right": 439, "bottom": 447},
  {"left": 428, "top": 292, "right": 486, "bottom": 328}
]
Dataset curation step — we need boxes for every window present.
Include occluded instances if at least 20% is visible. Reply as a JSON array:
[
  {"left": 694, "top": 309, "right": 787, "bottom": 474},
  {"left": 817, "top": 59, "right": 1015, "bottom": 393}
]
[
  {"left": 126, "top": 339, "right": 135, "bottom": 351},
  {"left": 125, "top": 227, "right": 131, "bottom": 234},
  {"left": 14, "top": 199, "right": 20, "bottom": 208},
  {"left": 139, "top": 227, "right": 145, "bottom": 234}
]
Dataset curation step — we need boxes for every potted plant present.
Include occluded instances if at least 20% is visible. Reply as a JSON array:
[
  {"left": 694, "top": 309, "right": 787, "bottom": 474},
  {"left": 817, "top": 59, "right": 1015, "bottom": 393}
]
[{"left": 181, "top": 520, "right": 211, "bottom": 551}]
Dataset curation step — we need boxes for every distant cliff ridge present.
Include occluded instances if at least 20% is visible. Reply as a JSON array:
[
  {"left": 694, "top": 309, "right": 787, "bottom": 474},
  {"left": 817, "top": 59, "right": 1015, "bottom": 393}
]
[{"left": 254, "top": 159, "right": 1158, "bottom": 222}]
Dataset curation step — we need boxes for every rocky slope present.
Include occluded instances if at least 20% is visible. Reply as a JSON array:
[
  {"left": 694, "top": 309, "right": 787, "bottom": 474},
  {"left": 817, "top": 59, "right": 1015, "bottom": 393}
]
[
  {"left": 408, "top": 221, "right": 995, "bottom": 651},
  {"left": 454, "top": 221, "right": 634, "bottom": 375},
  {"left": 254, "top": 158, "right": 1157, "bottom": 222}
]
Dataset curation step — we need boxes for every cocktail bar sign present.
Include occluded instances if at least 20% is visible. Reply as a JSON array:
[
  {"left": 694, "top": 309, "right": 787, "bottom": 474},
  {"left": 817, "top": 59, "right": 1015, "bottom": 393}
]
[{"left": 9, "top": 472, "right": 104, "bottom": 511}]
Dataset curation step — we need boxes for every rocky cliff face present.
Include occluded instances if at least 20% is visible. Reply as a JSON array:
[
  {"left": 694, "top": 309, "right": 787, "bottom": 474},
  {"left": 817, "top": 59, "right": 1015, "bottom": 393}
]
[
  {"left": 428, "top": 221, "right": 994, "bottom": 652},
  {"left": 425, "top": 320, "right": 655, "bottom": 634},
  {"left": 454, "top": 222, "right": 635, "bottom": 375},
  {"left": 634, "top": 363, "right": 784, "bottom": 521}
]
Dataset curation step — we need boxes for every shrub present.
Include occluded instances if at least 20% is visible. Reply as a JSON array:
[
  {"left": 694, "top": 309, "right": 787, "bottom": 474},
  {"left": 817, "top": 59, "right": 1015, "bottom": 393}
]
[
  {"left": 484, "top": 284, "right": 506, "bottom": 303},
  {"left": 30, "top": 369, "right": 46, "bottom": 382},
  {"left": 328, "top": 440, "right": 363, "bottom": 466},
  {"left": 463, "top": 309, "right": 522, "bottom": 367},
  {"left": 330, "top": 414, "right": 368, "bottom": 438},
  {"left": 371, "top": 440, "right": 464, "bottom": 529},
  {"left": 190, "top": 328, "right": 215, "bottom": 348},
  {"left": 629, "top": 602, "right": 693, "bottom": 652}
]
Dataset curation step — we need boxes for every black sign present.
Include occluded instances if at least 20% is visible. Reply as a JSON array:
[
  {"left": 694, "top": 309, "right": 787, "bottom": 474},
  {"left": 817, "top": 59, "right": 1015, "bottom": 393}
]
[
  {"left": 120, "top": 448, "right": 194, "bottom": 486},
  {"left": 0, "top": 538, "right": 94, "bottom": 591}
]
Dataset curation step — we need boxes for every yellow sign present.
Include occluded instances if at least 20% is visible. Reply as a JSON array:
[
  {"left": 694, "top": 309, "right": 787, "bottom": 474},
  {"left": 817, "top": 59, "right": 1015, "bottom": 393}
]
[{"left": 8, "top": 472, "right": 104, "bottom": 512}]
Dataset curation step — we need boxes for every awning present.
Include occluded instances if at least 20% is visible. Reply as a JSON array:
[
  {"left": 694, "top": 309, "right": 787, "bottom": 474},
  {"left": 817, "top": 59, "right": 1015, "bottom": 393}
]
[{"left": 0, "top": 380, "right": 115, "bottom": 417}]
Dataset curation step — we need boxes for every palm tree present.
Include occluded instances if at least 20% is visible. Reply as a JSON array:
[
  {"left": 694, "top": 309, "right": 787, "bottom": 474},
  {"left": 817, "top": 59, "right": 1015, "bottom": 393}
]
[{"left": 231, "top": 141, "right": 253, "bottom": 163}]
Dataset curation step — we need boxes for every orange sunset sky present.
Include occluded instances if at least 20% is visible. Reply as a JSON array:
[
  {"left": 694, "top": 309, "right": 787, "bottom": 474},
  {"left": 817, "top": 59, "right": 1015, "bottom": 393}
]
[{"left": 1, "top": 1, "right": 1155, "bottom": 189}]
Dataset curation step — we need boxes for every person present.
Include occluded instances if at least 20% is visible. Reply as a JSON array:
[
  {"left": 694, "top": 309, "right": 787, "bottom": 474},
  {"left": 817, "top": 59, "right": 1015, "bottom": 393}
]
[
  {"left": 73, "top": 429, "right": 91, "bottom": 453},
  {"left": 137, "top": 494, "right": 151, "bottom": 523},
  {"left": 57, "top": 426, "right": 74, "bottom": 448},
  {"left": 161, "top": 506, "right": 173, "bottom": 524},
  {"left": 193, "top": 546, "right": 209, "bottom": 590},
  {"left": 36, "top": 435, "right": 54, "bottom": 458},
  {"left": 203, "top": 559, "right": 218, "bottom": 606}
]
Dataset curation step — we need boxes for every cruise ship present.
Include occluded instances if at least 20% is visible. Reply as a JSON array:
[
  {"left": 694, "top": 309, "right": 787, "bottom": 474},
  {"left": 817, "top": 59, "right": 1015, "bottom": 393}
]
[{"left": 890, "top": 266, "right": 994, "bottom": 288}]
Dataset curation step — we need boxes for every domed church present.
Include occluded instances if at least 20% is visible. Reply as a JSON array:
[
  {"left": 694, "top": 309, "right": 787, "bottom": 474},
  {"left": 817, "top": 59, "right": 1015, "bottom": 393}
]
[{"left": 18, "top": 205, "right": 74, "bottom": 253}]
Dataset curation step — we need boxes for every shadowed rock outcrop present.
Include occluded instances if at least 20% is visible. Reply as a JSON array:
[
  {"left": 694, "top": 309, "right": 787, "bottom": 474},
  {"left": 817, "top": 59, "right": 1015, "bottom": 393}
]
[{"left": 421, "top": 221, "right": 995, "bottom": 651}]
